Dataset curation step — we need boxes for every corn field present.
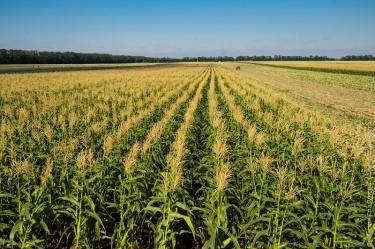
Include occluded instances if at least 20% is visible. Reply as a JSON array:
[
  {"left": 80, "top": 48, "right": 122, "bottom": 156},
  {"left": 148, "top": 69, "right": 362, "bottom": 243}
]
[{"left": 0, "top": 63, "right": 374, "bottom": 248}]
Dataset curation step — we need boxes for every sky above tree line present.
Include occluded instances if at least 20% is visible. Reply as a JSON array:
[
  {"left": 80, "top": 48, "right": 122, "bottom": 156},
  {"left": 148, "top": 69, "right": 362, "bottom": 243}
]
[{"left": 1, "top": 0, "right": 374, "bottom": 58}]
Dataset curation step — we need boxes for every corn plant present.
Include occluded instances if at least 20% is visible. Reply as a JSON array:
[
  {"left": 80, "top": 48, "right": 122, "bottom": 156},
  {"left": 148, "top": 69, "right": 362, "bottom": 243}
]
[
  {"left": 0, "top": 63, "right": 372, "bottom": 248},
  {"left": 53, "top": 150, "right": 104, "bottom": 248}
]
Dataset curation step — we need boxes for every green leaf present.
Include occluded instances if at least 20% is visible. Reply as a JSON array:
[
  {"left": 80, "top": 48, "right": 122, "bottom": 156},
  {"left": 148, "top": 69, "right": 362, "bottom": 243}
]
[
  {"left": 86, "top": 211, "right": 103, "bottom": 227},
  {"left": 222, "top": 237, "right": 232, "bottom": 247},
  {"left": 250, "top": 230, "right": 269, "bottom": 247},
  {"left": 169, "top": 212, "right": 195, "bottom": 237},
  {"left": 175, "top": 202, "right": 193, "bottom": 214},
  {"left": 55, "top": 207, "right": 76, "bottom": 218},
  {"left": 119, "top": 230, "right": 129, "bottom": 247},
  {"left": 10, "top": 220, "right": 24, "bottom": 242},
  {"left": 219, "top": 226, "right": 240, "bottom": 249},
  {"left": 83, "top": 195, "right": 95, "bottom": 212},
  {"left": 58, "top": 196, "right": 80, "bottom": 207},
  {"left": 39, "top": 219, "right": 51, "bottom": 235},
  {"left": 0, "top": 209, "right": 16, "bottom": 216},
  {"left": 144, "top": 206, "right": 163, "bottom": 214},
  {"left": 0, "top": 193, "right": 16, "bottom": 199},
  {"left": 0, "top": 223, "right": 12, "bottom": 230}
]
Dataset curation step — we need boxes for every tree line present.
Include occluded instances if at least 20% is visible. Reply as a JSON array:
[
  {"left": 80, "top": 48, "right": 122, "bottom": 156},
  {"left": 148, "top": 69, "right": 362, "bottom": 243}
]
[
  {"left": 0, "top": 49, "right": 237, "bottom": 64},
  {"left": 340, "top": 55, "right": 374, "bottom": 61},
  {"left": 0, "top": 49, "right": 373, "bottom": 64},
  {"left": 0, "top": 49, "right": 182, "bottom": 64},
  {"left": 237, "top": 55, "right": 335, "bottom": 61}
]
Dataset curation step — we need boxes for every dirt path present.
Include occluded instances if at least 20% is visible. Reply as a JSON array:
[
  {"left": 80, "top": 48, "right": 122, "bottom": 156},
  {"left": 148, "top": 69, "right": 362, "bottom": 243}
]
[{"left": 222, "top": 63, "right": 375, "bottom": 124}]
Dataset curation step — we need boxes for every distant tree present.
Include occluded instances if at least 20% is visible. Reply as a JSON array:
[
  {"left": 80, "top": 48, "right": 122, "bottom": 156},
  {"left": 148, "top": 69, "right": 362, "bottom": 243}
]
[
  {"left": 235, "top": 55, "right": 335, "bottom": 61},
  {"left": 341, "top": 54, "right": 374, "bottom": 61}
]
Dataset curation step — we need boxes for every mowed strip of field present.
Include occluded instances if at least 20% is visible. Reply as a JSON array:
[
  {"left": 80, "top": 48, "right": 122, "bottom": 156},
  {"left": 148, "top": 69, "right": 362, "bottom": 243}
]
[
  {"left": 251, "top": 60, "right": 375, "bottom": 72},
  {"left": 246, "top": 61, "right": 375, "bottom": 76},
  {"left": 223, "top": 62, "right": 375, "bottom": 124}
]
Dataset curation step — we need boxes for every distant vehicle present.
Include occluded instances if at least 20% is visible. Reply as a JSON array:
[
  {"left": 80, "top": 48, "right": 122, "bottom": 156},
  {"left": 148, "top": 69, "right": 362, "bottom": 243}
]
[{"left": 236, "top": 66, "right": 240, "bottom": 70}]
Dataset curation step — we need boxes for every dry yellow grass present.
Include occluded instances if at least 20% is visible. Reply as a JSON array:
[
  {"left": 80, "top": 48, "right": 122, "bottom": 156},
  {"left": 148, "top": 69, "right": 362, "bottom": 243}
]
[
  {"left": 251, "top": 61, "right": 375, "bottom": 72},
  {"left": 222, "top": 62, "right": 375, "bottom": 124}
]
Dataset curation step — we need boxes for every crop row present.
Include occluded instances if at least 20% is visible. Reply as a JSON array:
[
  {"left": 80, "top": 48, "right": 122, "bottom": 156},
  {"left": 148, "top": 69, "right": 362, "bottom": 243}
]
[
  {"left": 0, "top": 65, "right": 209, "bottom": 248},
  {"left": 212, "top": 67, "right": 372, "bottom": 248},
  {"left": 0, "top": 64, "right": 373, "bottom": 248}
]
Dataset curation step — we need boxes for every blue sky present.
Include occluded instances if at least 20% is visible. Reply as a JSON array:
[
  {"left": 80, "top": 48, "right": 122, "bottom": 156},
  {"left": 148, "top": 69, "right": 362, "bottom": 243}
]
[{"left": 1, "top": 0, "right": 374, "bottom": 58}]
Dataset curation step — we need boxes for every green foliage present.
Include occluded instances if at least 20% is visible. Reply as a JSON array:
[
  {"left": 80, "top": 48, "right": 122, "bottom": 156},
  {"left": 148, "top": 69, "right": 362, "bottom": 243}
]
[{"left": 0, "top": 64, "right": 373, "bottom": 248}]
